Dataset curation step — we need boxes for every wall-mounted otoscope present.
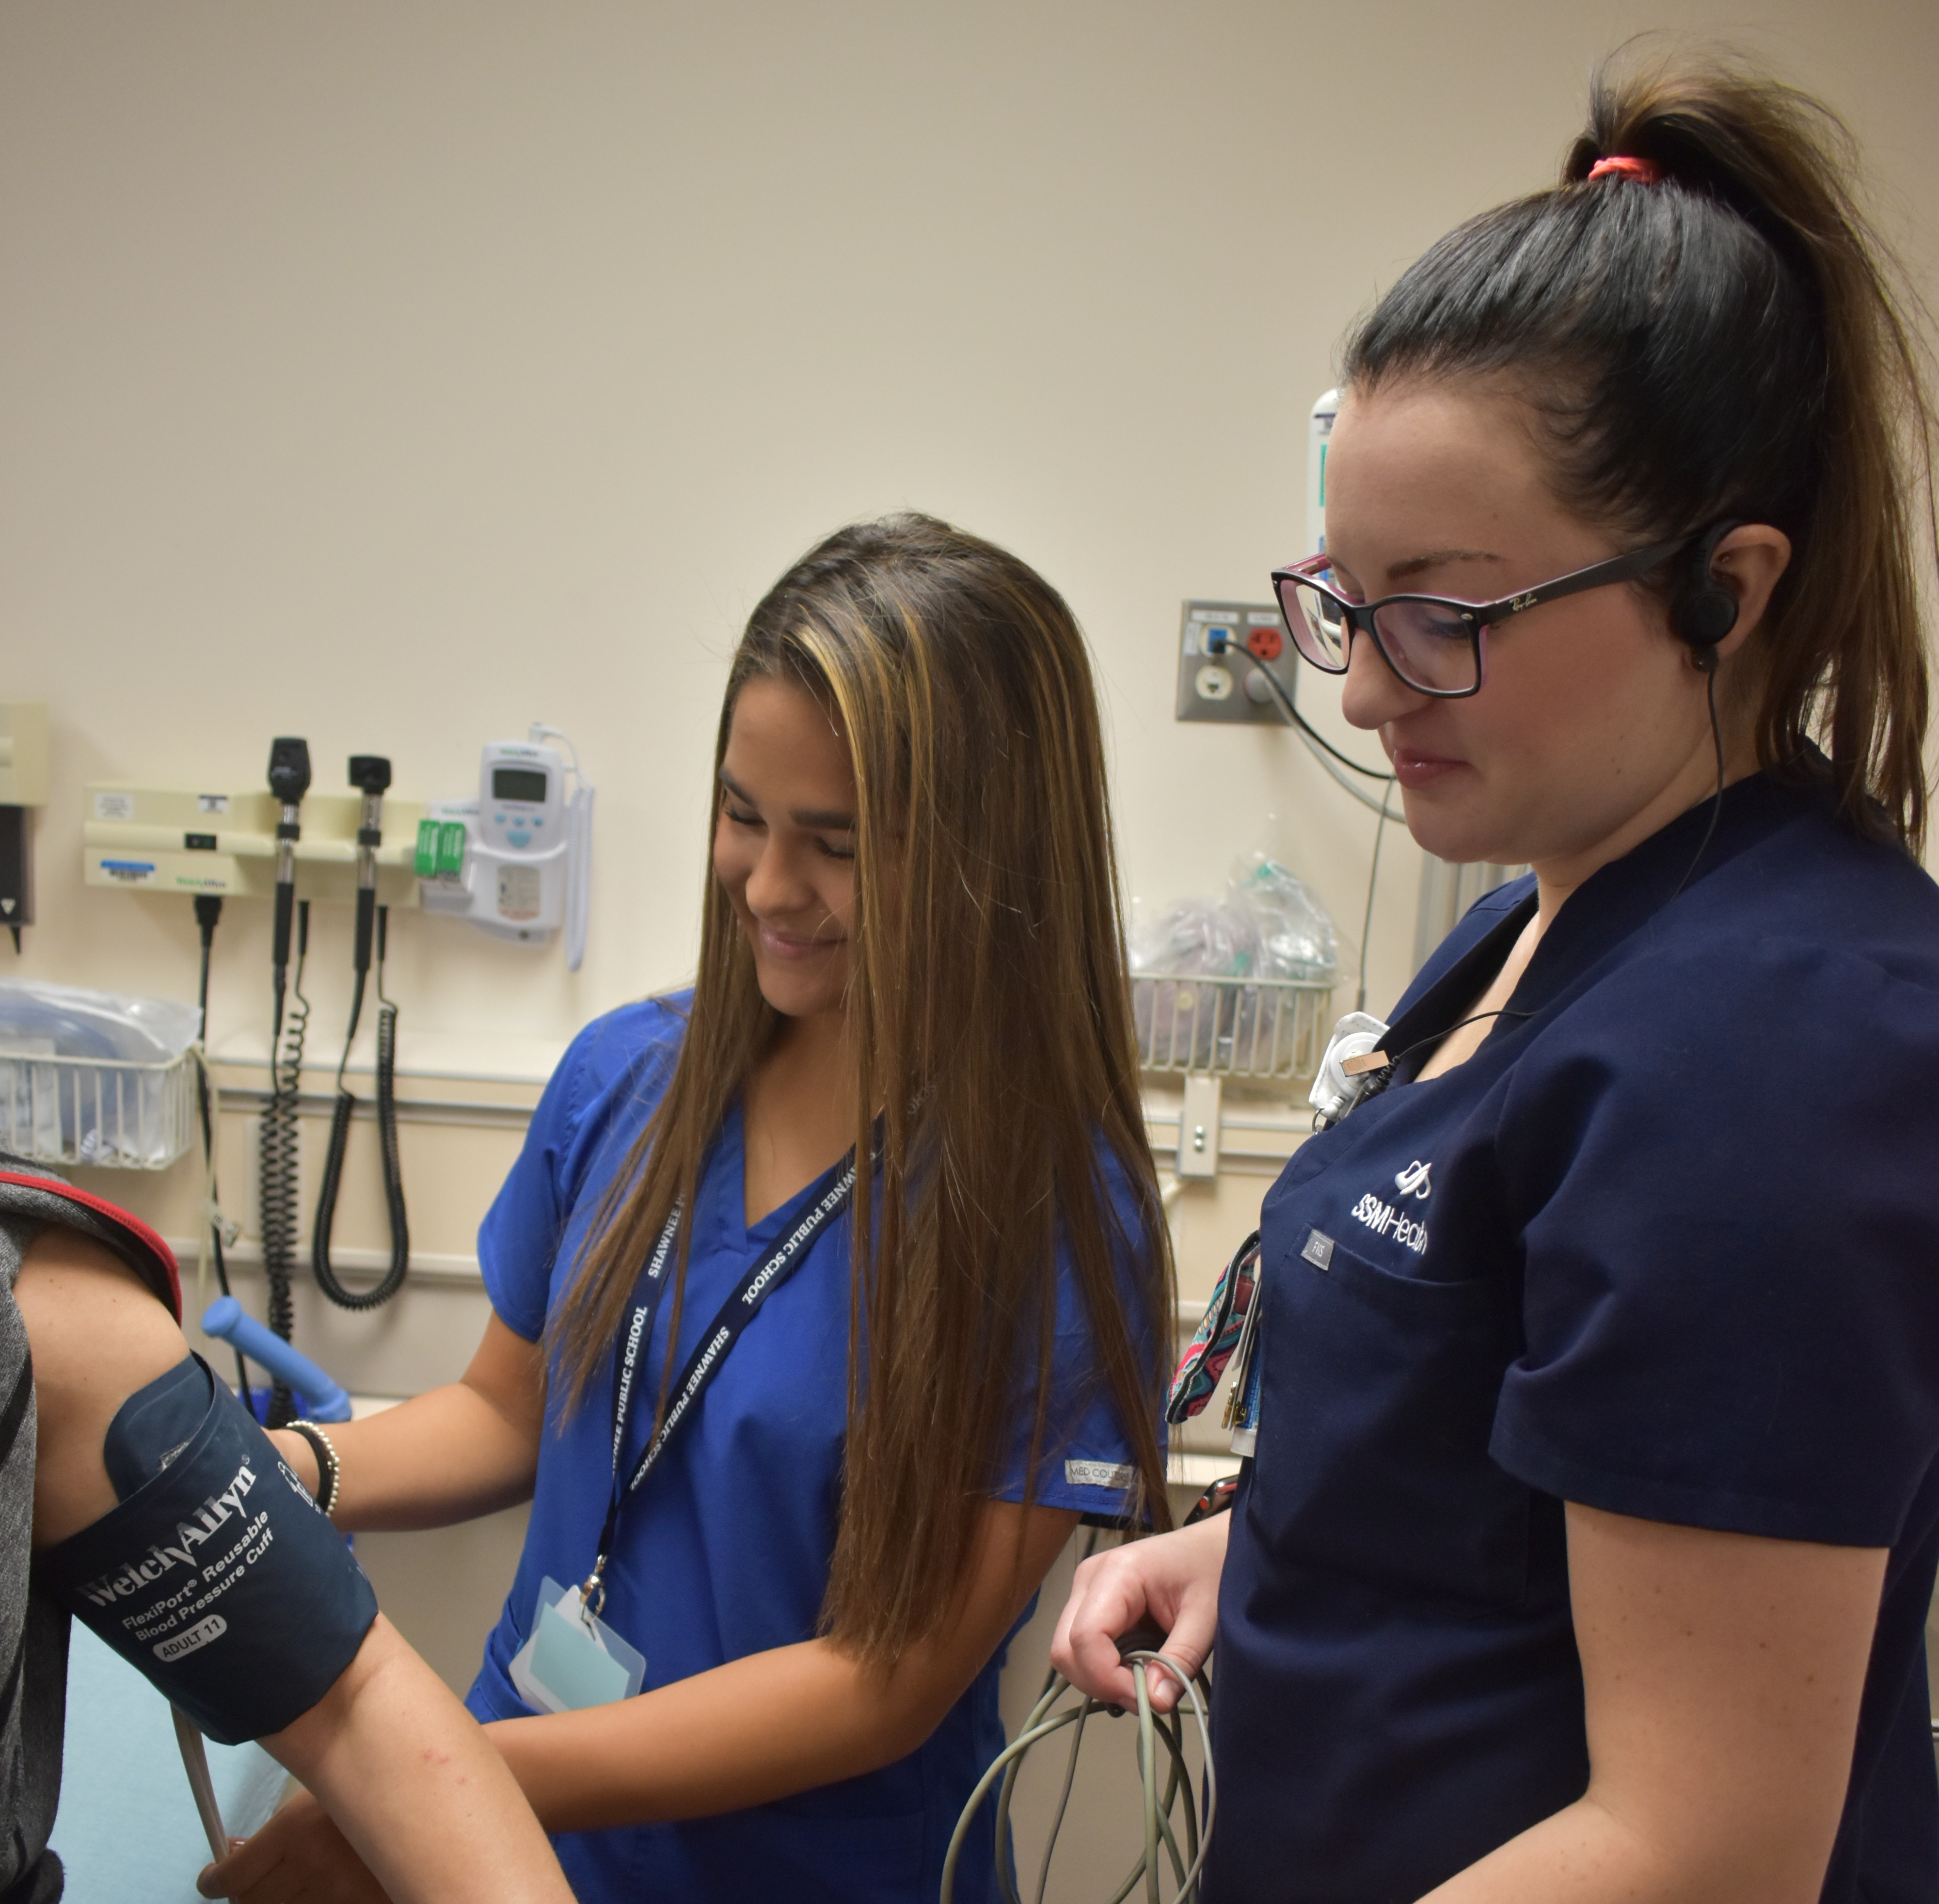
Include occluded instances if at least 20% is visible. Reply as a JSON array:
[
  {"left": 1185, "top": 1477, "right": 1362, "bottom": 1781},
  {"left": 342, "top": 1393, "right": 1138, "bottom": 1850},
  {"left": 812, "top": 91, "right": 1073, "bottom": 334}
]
[{"left": 267, "top": 736, "right": 312, "bottom": 1048}]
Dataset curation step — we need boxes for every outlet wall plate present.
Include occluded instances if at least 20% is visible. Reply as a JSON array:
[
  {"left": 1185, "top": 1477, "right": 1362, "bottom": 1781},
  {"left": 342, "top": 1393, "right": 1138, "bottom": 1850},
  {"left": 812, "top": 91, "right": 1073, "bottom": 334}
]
[
  {"left": 1174, "top": 602, "right": 1296, "bottom": 724},
  {"left": 1175, "top": 1072, "right": 1223, "bottom": 1179}
]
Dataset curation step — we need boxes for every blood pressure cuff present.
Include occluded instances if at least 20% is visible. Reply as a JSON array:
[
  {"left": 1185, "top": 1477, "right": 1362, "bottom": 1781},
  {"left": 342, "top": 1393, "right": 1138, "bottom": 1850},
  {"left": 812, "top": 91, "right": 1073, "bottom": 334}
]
[{"left": 35, "top": 1354, "right": 378, "bottom": 1744}]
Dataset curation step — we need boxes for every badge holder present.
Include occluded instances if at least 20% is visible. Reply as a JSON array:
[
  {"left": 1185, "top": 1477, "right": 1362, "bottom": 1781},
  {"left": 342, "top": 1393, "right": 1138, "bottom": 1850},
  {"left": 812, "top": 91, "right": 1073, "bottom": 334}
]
[
  {"left": 508, "top": 1575, "right": 646, "bottom": 1714},
  {"left": 1167, "top": 1231, "right": 1261, "bottom": 1427},
  {"left": 1223, "top": 1276, "right": 1268, "bottom": 1459}
]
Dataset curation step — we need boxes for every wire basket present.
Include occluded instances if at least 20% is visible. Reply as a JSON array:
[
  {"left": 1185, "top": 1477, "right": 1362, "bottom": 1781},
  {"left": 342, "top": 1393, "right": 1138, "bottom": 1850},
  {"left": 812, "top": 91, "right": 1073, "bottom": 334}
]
[
  {"left": 0, "top": 1046, "right": 198, "bottom": 1169},
  {"left": 1134, "top": 973, "right": 1336, "bottom": 1082}
]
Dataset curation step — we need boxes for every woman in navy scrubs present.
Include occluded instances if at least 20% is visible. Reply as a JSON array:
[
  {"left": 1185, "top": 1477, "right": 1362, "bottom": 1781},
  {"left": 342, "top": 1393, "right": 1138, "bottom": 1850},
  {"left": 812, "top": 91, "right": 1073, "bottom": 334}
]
[
  {"left": 213, "top": 514, "right": 1172, "bottom": 1904},
  {"left": 1055, "top": 54, "right": 1939, "bottom": 1904}
]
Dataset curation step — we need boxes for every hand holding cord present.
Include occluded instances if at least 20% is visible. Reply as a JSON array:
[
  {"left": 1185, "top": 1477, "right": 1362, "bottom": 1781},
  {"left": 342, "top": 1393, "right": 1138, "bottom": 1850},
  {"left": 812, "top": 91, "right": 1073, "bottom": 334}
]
[
  {"left": 312, "top": 758, "right": 410, "bottom": 1310},
  {"left": 941, "top": 1587, "right": 1215, "bottom": 1904}
]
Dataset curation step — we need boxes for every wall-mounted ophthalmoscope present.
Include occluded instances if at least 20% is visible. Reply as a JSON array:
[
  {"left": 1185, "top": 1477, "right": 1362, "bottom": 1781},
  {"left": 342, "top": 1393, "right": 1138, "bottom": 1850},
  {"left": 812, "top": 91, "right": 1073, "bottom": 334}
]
[{"left": 345, "top": 753, "right": 390, "bottom": 1038}]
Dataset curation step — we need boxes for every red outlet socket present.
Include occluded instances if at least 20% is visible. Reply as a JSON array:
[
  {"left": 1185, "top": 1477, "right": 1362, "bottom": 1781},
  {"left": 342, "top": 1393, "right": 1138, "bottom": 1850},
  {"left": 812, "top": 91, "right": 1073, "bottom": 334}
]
[{"left": 1246, "top": 623, "right": 1284, "bottom": 663}]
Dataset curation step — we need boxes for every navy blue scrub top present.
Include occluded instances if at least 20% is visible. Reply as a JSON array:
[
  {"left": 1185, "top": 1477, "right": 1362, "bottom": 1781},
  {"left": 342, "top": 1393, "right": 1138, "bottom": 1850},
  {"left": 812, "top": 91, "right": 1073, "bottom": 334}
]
[
  {"left": 1212, "top": 771, "right": 1939, "bottom": 1904},
  {"left": 465, "top": 994, "right": 1158, "bottom": 1904}
]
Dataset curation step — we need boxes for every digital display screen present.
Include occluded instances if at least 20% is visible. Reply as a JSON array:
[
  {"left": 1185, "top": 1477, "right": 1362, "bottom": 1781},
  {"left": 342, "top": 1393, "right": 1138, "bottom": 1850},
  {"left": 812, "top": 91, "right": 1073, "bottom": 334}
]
[{"left": 493, "top": 767, "right": 550, "bottom": 804}]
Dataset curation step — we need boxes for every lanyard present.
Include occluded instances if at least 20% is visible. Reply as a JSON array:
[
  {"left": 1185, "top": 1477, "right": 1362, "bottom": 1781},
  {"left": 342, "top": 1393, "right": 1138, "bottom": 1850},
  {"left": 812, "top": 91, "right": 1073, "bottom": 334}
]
[{"left": 581, "top": 1152, "right": 858, "bottom": 1616}]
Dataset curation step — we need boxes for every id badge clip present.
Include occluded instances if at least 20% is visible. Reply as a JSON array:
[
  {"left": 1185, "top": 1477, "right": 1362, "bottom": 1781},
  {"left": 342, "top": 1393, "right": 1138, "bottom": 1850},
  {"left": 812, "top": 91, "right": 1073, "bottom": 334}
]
[
  {"left": 508, "top": 1575, "right": 646, "bottom": 1714},
  {"left": 1309, "top": 1010, "right": 1391, "bottom": 1127},
  {"left": 1222, "top": 1264, "right": 1269, "bottom": 1460}
]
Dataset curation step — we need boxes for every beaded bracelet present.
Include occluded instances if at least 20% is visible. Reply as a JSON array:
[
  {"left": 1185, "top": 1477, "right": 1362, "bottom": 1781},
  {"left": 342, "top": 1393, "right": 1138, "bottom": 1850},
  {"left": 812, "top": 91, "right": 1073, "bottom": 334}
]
[{"left": 286, "top": 1419, "right": 342, "bottom": 1519}]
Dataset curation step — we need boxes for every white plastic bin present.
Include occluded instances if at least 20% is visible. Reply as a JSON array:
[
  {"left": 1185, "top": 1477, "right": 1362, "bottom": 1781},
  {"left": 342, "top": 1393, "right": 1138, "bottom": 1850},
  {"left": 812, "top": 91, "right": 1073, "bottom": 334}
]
[{"left": 0, "top": 980, "right": 200, "bottom": 1169}]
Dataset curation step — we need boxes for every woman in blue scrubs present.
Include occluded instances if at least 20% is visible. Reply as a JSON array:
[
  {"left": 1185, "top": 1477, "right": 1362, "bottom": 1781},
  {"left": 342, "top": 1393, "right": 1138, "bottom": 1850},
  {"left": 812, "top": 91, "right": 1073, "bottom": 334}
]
[
  {"left": 1055, "top": 54, "right": 1939, "bottom": 1904},
  {"left": 216, "top": 513, "right": 1172, "bottom": 1904}
]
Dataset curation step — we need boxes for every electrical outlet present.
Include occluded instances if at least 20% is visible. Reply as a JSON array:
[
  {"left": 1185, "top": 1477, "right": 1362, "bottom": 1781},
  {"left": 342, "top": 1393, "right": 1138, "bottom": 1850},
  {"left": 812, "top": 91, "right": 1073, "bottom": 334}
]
[{"left": 1174, "top": 602, "right": 1296, "bottom": 723}]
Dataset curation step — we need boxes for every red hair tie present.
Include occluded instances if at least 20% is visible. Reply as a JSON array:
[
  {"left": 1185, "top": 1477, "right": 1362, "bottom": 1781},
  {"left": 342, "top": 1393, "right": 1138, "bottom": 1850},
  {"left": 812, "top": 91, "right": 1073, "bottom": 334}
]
[{"left": 1587, "top": 154, "right": 1663, "bottom": 185}]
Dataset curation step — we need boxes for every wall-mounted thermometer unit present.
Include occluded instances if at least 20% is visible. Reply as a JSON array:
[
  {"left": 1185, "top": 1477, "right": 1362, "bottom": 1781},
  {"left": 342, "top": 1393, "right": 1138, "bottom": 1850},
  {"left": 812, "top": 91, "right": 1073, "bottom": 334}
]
[
  {"left": 417, "top": 727, "right": 592, "bottom": 969},
  {"left": 1308, "top": 387, "right": 1339, "bottom": 560}
]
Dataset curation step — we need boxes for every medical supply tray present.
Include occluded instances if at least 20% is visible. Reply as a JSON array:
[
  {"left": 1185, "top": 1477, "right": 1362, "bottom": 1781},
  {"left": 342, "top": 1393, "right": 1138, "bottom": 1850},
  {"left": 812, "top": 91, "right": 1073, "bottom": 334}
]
[
  {"left": 0, "top": 1043, "right": 197, "bottom": 1169},
  {"left": 1133, "top": 971, "right": 1336, "bottom": 1082},
  {"left": 0, "top": 980, "right": 203, "bottom": 1171}
]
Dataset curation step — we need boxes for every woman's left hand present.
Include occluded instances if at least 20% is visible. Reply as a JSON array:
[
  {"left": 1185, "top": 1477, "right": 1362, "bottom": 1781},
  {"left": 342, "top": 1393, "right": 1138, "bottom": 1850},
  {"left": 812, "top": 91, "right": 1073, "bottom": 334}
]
[{"left": 197, "top": 1790, "right": 387, "bottom": 1904}]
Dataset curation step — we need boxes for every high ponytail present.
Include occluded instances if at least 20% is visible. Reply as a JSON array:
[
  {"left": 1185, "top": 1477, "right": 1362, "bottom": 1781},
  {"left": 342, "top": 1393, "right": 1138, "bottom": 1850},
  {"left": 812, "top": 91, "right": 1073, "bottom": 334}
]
[{"left": 1344, "top": 45, "right": 1936, "bottom": 853}]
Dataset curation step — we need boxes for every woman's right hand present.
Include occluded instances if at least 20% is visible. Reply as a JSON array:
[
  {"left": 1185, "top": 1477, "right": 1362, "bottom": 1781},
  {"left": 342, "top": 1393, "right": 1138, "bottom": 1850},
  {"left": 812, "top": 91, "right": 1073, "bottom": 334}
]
[
  {"left": 198, "top": 1794, "right": 386, "bottom": 1904},
  {"left": 201, "top": 1615, "right": 572, "bottom": 1904},
  {"left": 1050, "top": 1511, "right": 1229, "bottom": 1713}
]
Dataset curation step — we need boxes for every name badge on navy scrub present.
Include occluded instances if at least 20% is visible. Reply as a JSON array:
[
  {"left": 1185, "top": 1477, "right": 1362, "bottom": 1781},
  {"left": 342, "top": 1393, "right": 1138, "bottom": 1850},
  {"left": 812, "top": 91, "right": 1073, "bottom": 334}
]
[{"left": 508, "top": 1576, "right": 647, "bottom": 1713}]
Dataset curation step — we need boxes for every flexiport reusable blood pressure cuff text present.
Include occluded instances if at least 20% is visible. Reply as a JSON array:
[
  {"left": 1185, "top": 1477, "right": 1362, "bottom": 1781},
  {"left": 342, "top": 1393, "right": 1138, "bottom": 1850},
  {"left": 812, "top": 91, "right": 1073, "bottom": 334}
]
[{"left": 37, "top": 1355, "right": 377, "bottom": 1744}]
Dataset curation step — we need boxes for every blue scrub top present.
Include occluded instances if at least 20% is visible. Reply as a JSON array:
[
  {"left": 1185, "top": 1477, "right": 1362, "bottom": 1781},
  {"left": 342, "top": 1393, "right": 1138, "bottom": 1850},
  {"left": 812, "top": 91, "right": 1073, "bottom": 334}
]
[
  {"left": 466, "top": 994, "right": 1158, "bottom": 1904},
  {"left": 1212, "top": 771, "right": 1939, "bottom": 1904}
]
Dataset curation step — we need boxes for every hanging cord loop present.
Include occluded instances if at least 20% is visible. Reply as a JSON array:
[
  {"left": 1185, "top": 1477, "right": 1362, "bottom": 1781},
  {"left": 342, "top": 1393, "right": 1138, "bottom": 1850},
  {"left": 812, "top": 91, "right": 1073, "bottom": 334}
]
[
  {"left": 191, "top": 894, "right": 250, "bottom": 1399},
  {"left": 940, "top": 1560, "right": 1216, "bottom": 1904},
  {"left": 311, "top": 904, "right": 410, "bottom": 1310}
]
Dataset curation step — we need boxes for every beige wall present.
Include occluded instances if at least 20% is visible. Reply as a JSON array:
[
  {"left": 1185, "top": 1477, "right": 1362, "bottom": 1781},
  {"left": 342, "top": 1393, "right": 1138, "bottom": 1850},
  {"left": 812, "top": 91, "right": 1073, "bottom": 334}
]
[
  {"left": 9, "top": 0, "right": 1936, "bottom": 1306},
  {"left": 7, "top": 0, "right": 1932, "bottom": 1080},
  {"left": 10, "top": 3, "right": 1935, "bottom": 1888}
]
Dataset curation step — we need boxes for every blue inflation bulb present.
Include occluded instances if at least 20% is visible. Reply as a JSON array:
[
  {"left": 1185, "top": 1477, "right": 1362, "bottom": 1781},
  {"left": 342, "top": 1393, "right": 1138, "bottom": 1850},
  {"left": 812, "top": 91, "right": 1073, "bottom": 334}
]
[{"left": 200, "top": 1297, "right": 352, "bottom": 1423}]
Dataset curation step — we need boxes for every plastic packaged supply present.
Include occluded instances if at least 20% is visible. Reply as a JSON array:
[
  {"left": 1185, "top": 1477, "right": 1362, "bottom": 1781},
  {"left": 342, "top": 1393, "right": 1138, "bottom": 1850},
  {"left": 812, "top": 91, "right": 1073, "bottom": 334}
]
[
  {"left": 1227, "top": 855, "right": 1338, "bottom": 983},
  {"left": 1132, "top": 897, "right": 1248, "bottom": 1068},
  {"left": 1130, "top": 860, "right": 1338, "bottom": 1072},
  {"left": 0, "top": 979, "right": 201, "bottom": 1168}
]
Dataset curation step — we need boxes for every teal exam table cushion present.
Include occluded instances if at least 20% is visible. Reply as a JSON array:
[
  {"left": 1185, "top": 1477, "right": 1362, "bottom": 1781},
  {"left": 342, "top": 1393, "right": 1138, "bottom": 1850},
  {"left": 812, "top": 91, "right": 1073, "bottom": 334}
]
[{"left": 49, "top": 1621, "right": 287, "bottom": 1903}]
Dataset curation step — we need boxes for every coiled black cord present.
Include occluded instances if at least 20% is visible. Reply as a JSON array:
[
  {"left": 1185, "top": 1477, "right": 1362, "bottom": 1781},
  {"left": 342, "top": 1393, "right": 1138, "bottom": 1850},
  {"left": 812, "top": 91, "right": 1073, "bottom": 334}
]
[
  {"left": 257, "top": 900, "right": 309, "bottom": 1425},
  {"left": 311, "top": 906, "right": 409, "bottom": 1310}
]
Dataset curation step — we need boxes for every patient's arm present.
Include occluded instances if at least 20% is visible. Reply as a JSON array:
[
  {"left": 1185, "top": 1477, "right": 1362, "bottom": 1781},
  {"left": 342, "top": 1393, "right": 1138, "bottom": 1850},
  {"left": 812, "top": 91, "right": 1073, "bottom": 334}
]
[
  {"left": 18, "top": 1222, "right": 182, "bottom": 1547},
  {"left": 19, "top": 1227, "right": 572, "bottom": 1904},
  {"left": 250, "top": 1614, "right": 567, "bottom": 1904}
]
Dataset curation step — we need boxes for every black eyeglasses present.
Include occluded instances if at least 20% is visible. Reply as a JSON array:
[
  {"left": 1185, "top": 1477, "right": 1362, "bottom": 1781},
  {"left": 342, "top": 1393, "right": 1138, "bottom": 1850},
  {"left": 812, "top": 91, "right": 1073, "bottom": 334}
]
[{"left": 1270, "top": 533, "right": 1694, "bottom": 698}]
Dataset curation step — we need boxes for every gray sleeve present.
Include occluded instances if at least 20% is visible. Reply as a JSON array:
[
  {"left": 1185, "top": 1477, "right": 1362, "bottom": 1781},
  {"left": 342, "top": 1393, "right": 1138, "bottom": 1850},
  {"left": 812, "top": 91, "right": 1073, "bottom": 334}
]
[{"left": 0, "top": 1207, "right": 67, "bottom": 1900}]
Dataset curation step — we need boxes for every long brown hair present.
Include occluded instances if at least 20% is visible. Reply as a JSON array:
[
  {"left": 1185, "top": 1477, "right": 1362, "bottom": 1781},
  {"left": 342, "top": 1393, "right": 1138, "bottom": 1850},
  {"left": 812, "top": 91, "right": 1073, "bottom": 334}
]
[
  {"left": 551, "top": 512, "right": 1173, "bottom": 1666},
  {"left": 1343, "top": 44, "right": 1936, "bottom": 852}
]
